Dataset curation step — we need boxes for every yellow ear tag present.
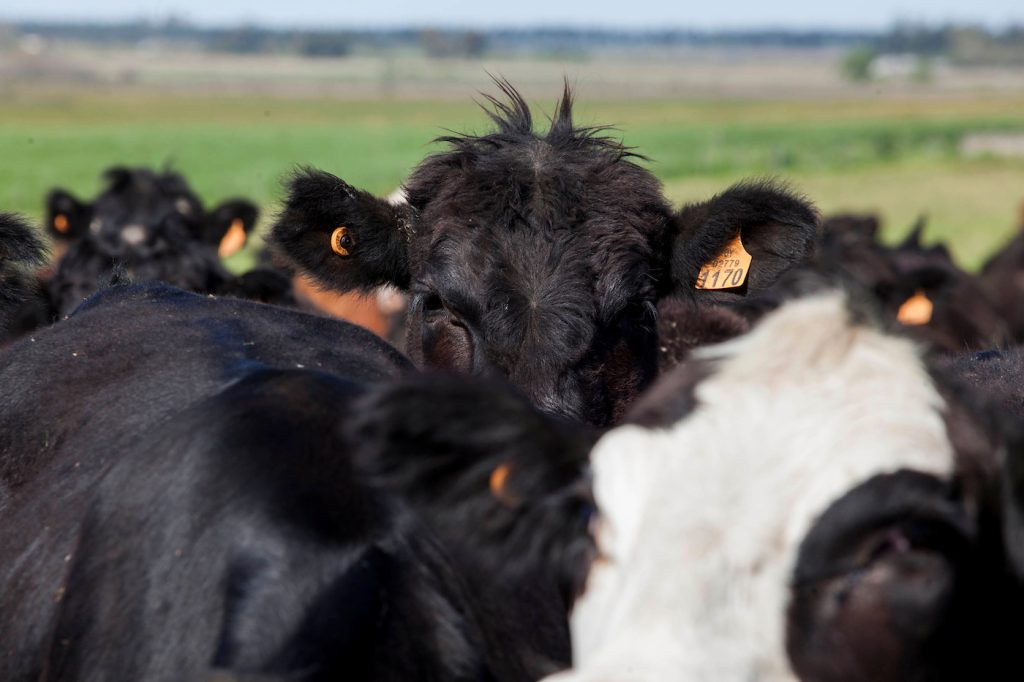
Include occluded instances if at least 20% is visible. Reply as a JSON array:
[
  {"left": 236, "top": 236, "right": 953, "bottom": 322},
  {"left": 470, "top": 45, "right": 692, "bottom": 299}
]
[
  {"left": 330, "top": 226, "right": 354, "bottom": 257},
  {"left": 53, "top": 214, "right": 70, "bottom": 234},
  {"left": 897, "top": 290, "right": 933, "bottom": 326},
  {"left": 489, "top": 463, "right": 520, "bottom": 507},
  {"left": 695, "top": 235, "right": 752, "bottom": 290},
  {"left": 218, "top": 218, "right": 247, "bottom": 258}
]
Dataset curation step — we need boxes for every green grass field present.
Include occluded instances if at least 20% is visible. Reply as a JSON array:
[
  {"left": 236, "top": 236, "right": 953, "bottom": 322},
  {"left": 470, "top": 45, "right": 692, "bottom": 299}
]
[{"left": 2, "top": 87, "right": 1023, "bottom": 269}]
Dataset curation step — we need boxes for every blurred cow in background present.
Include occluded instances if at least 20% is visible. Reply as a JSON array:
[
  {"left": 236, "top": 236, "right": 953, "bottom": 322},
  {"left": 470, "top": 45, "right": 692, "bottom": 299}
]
[
  {"left": 818, "top": 213, "right": 1010, "bottom": 353},
  {"left": 44, "top": 166, "right": 294, "bottom": 317}
]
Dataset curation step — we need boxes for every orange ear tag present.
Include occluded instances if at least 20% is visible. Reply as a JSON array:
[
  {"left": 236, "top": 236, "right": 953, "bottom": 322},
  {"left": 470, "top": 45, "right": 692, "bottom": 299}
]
[
  {"left": 218, "top": 218, "right": 247, "bottom": 258},
  {"left": 897, "top": 290, "right": 933, "bottom": 326},
  {"left": 330, "top": 226, "right": 354, "bottom": 257},
  {"left": 695, "top": 235, "right": 753, "bottom": 290},
  {"left": 53, "top": 214, "right": 70, "bottom": 234},
  {"left": 489, "top": 463, "right": 520, "bottom": 507}
]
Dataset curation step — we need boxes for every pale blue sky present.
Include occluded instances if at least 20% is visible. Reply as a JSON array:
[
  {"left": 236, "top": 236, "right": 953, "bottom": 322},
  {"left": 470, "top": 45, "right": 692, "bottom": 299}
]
[{"left": 3, "top": 0, "right": 1024, "bottom": 30}]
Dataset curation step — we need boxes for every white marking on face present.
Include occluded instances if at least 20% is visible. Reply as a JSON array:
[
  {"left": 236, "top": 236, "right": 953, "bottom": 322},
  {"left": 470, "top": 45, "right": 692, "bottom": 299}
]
[
  {"left": 121, "top": 224, "right": 146, "bottom": 246},
  {"left": 175, "top": 197, "right": 193, "bottom": 215},
  {"left": 548, "top": 292, "right": 954, "bottom": 682}
]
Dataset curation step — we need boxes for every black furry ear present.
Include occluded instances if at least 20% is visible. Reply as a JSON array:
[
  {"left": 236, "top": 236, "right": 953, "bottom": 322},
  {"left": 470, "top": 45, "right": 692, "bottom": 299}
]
[
  {"left": 45, "top": 188, "right": 92, "bottom": 242},
  {"left": 1, "top": 212, "right": 49, "bottom": 335},
  {"left": 271, "top": 168, "right": 413, "bottom": 292},
  {"left": 0, "top": 213, "right": 48, "bottom": 268},
  {"left": 203, "top": 199, "right": 260, "bottom": 258},
  {"left": 664, "top": 180, "right": 819, "bottom": 302}
]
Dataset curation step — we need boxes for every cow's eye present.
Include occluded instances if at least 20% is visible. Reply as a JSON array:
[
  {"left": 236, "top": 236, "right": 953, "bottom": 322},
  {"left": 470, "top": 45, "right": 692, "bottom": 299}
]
[{"left": 423, "top": 292, "right": 445, "bottom": 315}]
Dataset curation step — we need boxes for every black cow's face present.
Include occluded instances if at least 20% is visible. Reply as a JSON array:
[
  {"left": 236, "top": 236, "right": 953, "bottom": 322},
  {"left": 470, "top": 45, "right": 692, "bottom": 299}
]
[
  {"left": 46, "top": 167, "right": 258, "bottom": 260},
  {"left": 271, "top": 81, "right": 819, "bottom": 425},
  {"left": 401, "top": 99, "right": 667, "bottom": 424}
]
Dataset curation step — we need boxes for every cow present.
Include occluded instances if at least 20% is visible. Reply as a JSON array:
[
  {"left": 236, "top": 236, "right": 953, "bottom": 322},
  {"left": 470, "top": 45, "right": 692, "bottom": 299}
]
[
  {"left": 43, "top": 166, "right": 294, "bottom": 318},
  {"left": 817, "top": 215, "right": 1010, "bottom": 353},
  {"left": 979, "top": 219, "right": 1024, "bottom": 343},
  {"left": 544, "top": 283, "right": 1024, "bottom": 681},
  {"left": 0, "top": 282, "right": 594, "bottom": 681},
  {"left": 270, "top": 80, "right": 819, "bottom": 425}
]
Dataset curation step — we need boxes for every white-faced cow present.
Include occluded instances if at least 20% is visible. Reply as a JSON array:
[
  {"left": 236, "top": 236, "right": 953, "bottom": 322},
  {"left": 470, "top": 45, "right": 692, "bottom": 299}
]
[
  {"left": 271, "top": 81, "right": 819, "bottom": 425},
  {"left": 546, "top": 286, "right": 1024, "bottom": 681}
]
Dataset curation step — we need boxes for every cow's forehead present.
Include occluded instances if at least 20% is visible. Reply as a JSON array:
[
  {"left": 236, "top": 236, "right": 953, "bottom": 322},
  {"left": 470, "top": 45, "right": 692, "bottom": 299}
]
[
  {"left": 418, "top": 221, "right": 653, "bottom": 314},
  {"left": 563, "top": 292, "right": 955, "bottom": 681}
]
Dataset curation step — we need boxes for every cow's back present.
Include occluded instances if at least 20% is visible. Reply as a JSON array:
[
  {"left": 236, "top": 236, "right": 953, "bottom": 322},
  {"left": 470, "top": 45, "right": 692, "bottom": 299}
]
[{"left": 0, "top": 283, "right": 413, "bottom": 493}]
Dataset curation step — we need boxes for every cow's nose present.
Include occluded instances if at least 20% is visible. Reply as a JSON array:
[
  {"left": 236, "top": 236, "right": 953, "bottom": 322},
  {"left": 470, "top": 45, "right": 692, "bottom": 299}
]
[{"left": 121, "top": 224, "right": 146, "bottom": 246}]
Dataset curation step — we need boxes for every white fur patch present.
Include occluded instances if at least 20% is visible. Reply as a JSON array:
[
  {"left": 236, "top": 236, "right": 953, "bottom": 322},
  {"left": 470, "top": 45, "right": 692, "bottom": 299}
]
[
  {"left": 121, "top": 224, "right": 146, "bottom": 246},
  {"left": 547, "top": 292, "right": 953, "bottom": 682}
]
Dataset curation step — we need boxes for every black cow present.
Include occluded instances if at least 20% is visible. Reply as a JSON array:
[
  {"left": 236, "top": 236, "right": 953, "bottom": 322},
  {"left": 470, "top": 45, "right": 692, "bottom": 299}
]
[
  {"left": 271, "top": 81, "right": 818, "bottom": 425},
  {"left": 44, "top": 166, "right": 293, "bottom": 317},
  {"left": 0, "top": 282, "right": 595, "bottom": 681},
  {"left": 979, "top": 223, "right": 1024, "bottom": 343},
  {"left": 818, "top": 216, "right": 1010, "bottom": 353}
]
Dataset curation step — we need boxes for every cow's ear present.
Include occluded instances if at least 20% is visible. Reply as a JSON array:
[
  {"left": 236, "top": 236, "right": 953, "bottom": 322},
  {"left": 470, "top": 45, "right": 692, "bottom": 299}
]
[
  {"left": 662, "top": 180, "right": 819, "bottom": 301},
  {"left": 45, "top": 189, "right": 92, "bottom": 242},
  {"left": 270, "top": 168, "right": 413, "bottom": 292},
  {"left": 203, "top": 199, "right": 260, "bottom": 258}
]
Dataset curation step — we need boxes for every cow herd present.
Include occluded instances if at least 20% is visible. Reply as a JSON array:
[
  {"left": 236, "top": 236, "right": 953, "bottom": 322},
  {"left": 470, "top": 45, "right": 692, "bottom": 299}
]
[{"left": 1, "top": 81, "right": 1023, "bottom": 681}]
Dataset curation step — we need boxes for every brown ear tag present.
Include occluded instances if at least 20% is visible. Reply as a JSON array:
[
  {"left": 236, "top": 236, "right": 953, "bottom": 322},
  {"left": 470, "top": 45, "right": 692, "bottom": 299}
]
[
  {"left": 489, "top": 463, "right": 520, "bottom": 508},
  {"left": 897, "top": 290, "right": 933, "bottom": 326},
  {"left": 330, "top": 226, "right": 354, "bottom": 257},
  {"left": 218, "top": 218, "right": 248, "bottom": 258},
  {"left": 695, "top": 235, "right": 752, "bottom": 290},
  {"left": 53, "top": 214, "right": 70, "bottom": 234}
]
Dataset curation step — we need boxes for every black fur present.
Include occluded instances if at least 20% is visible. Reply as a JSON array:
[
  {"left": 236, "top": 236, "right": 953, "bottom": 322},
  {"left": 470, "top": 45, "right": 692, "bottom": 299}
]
[
  {"left": 0, "top": 213, "right": 49, "bottom": 343},
  {"left": 0, "top": 290, "right": 593, "bottom": 681},
  {"left": 273, "top": 167, "right": 413, "bottom": 292},
  {"left": 979, "top": 227, "right": 1024, "bottom": 343},
  {"left": 666, "top": 179, "right": 820, "bottom": 301}
]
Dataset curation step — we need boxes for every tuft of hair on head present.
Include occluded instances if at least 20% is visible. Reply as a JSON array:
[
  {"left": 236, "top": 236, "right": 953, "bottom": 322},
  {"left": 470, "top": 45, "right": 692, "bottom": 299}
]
[{"left": 433, "top": 75, "right": 639, "bottom": 162}]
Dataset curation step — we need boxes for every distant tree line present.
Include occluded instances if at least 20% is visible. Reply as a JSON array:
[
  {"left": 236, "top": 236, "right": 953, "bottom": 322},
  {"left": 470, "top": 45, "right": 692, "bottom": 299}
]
[{"left": 2, "top": 20, "right": 1022, "bottom": 65}]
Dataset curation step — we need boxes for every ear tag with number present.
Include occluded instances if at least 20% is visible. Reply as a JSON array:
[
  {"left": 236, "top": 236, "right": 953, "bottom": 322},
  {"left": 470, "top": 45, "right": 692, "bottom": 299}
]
[
  {"left": 695, "top": 235, "right": 752, "bottom": 290},
  {"left": 897, "top": 290, "right": 933, "bottom": 326},
  {"left": 218, "top": 218, "right": 248, "bottom": 258}
]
